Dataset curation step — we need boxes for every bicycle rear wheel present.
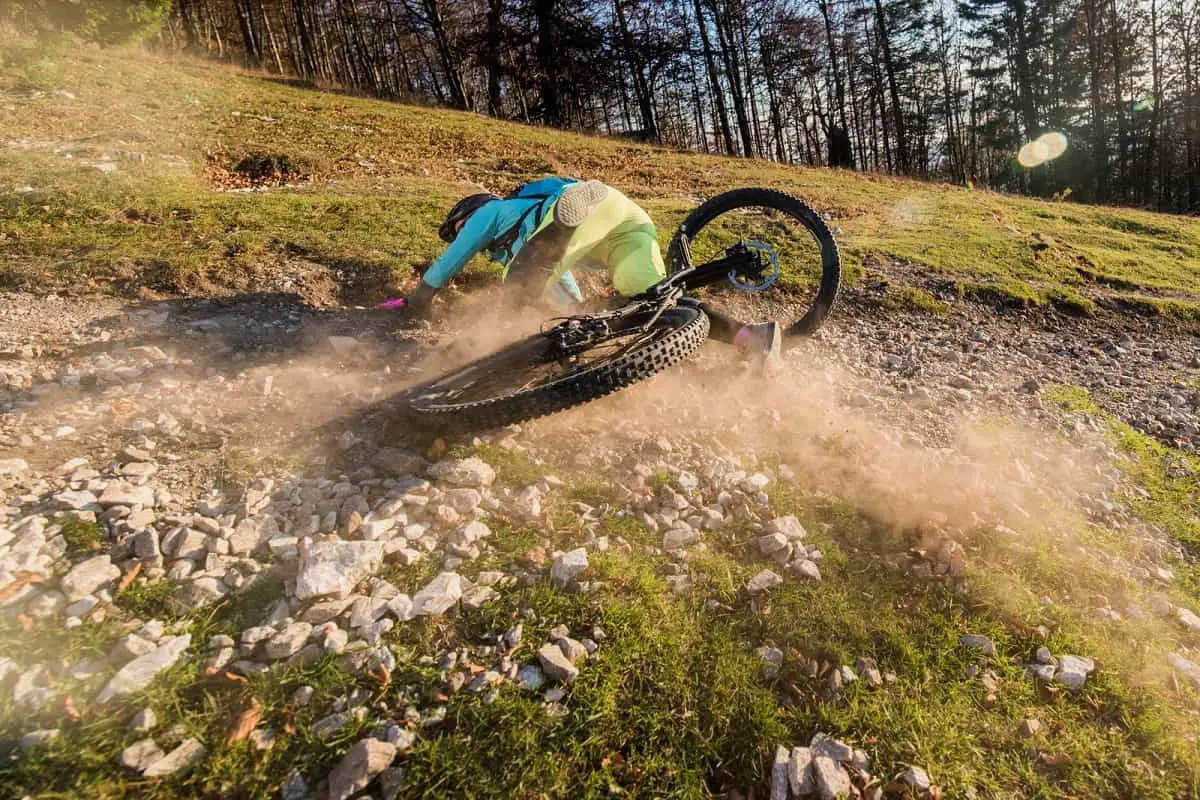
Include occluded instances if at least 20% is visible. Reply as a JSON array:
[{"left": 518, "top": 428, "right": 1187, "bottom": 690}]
[
  {"left": 666, "top": 188, "right": 840, "bottom": 336},
  {"left": 406, "top": 305, "right": 709, "bottom": 431}
]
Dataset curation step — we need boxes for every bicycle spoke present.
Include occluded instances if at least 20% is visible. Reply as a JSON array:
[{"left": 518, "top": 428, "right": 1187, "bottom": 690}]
[{"left": 415, "top": 323, "right": 672, "bottom": 408}]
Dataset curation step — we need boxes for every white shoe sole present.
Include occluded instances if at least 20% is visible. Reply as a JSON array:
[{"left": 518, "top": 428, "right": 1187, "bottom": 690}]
[
  {"left": 762, "top": 323, "right": 782, "bottom": 374},
  {"left": 554, "top": 180, "right": 609, "bottom": 228}
]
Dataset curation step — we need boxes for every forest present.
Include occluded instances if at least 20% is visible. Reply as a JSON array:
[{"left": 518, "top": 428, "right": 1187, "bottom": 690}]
[{"left": 10, "top": 0, "right": 1200, "bottom": 213}]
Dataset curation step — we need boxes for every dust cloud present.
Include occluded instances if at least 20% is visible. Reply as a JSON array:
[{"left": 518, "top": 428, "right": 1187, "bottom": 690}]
[{"left": 516, "top": 332, "right": 1195, "bottom": 693}]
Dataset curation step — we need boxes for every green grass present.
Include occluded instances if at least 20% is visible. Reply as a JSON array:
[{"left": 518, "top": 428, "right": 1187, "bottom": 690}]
[
  {"left": 1, "top": 39, "right": 1198, "bottom": 312},
  {"left": 113, "top": 578, "right": 185, "bottom": 621},
  {"left": 878, "top": 284, "right": 953, "bottom": 314},
  {"left": 60, "top": 519, "right": 104, "bottom": 555},
  {"left": 1044, "top": 385, "right": 1200, "bottom": 562},
  {"left": 4, "top": 480, "right": 1199, "bottom": 798},
  {"left": 1111, "top": 294, "right": 1200, "bottom": 321}
]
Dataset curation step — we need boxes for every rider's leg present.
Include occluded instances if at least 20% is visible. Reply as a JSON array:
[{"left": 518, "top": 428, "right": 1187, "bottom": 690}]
[
  {"left": 599, "top": 226, "right": 780, "bottom": 360},
  {"left": 506, "top": 181, "right": 625, "bottom": 303}
]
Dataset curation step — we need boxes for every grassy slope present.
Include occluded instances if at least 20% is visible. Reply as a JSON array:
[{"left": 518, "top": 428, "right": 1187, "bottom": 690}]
[
  {"left": 2, "top": 40, "right": 1199, "bottom": 315},
  {"left": 3, "top": 443, "right": 1198, "bottom": 799},
  {"left": 3, "top": 40, "right": 1200, "bottom": 800}
]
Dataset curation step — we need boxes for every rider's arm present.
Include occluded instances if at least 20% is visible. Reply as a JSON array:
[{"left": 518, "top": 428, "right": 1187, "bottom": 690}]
[
  {"left": 547, "top": 270, "right": 584, "bottom": 306},
  {"left": 421, "top": 205, "right": 501, "bottom": 290}
]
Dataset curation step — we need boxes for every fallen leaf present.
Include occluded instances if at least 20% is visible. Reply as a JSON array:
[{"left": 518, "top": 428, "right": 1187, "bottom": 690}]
[
  {"left": 63, "top": 695, "right": 82, "bottom": 722},
  {"left": 204, "top": 667, "right": 247, "bottom": 684},
  {"left": 0, "top": 571, "right": 46, "bottom": 602},
  {"left": 227, "top": 697, "right": 263, "bottom": 743},
  {"left": 116, "top": 562, "right": 143, "bottom": 595},
  {"left": 369, "top": 662, "right": 391, "bottom": 687}
]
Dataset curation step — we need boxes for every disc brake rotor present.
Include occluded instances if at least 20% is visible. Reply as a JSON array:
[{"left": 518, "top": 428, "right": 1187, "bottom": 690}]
[{"left": 727, "top": 240, "right": 780, "bottom": 293}]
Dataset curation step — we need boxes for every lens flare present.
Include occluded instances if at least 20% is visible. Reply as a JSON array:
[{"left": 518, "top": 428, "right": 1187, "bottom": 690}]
[
  {"left": 1016, "top": 132, "right": 1068, "bottom": 168},
  {"left": 1039, "top": 132, "right": 1068, "bottom": 159}
]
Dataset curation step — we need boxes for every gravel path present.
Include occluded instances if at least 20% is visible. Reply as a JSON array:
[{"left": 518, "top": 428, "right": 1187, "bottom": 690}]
[{"left": 1, "top": 287, "right": 1198, "bottom": 796}]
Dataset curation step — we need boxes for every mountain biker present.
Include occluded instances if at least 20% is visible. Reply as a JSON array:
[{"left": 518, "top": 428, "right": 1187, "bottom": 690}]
[{"left": 381, "top": 177, "right": 781, "bottom": 365}]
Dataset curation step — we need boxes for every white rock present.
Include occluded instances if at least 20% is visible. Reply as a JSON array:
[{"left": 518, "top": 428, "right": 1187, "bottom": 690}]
[
  {"left": 301, "top": 596, "right": 355, "bottom": 624},
  {"left": 60, "top": 556, "right": 120, "bottom": 602},
  {"left": 428, "top": 458, "right": 495, "bottom": 487},
  {"left": 900, "top": 765, "right": 932, "bottom": 791},
  {"left": 359, "top": 518, "right": 396, "bottom": 540},
  {"left": 960, "top": 634, "right": 996, "bottom": 656},
  {"left": 812, "top": 755, "right": 851, "bottom": 799},
  {"left": 264, "top": 622, "right": 313, "bottom": 660},
  {"left": 768, "top": 515, "right": 807, "bottom": 540},
  {"left": 119, "top": 738, "right": 164, "bottom": 772},
  {"left": 662, "top": 526, "right": 699, "bottom": 550},
  {"left": 0, "top": 459, "right": 29, "bottom": 476},
  {"left": 131, "top": 707, "right": 157, "bottom": 731},
  {"left": 517, "top": 664, "right": 545, "bottom": 691},
  {"left": 268, "top": 536, "right": 299, "bottom": 559},
  {"left": 461, "top": 585, "right": 499, "bottom": 609},
  {"left": 18, "top": 728, "right": 60, "bottom": 751},
  {"left": 98, "top": 483, "right": 155, "bottom": 507},
  {"left": 55, "top": 490, "right": 98, "bottom": 510},
  {"left": 294, "top": 540, "right": 384, "bottom": 600},
  {"left": 142, "top": 737, "right": 205, "bottom": 777},
  {"left": 443, "top": 488, "right": 483, "bottom": 513},
  {"left": 791, "top": 559, "right": 822, "bottom": 581},
  {"left": 537, "top": 642, "right": 579, "bottom": 683},
  {"left": 770, "top": 744, "right": 789, "bottom": 800},
  {"left": 757, "top": 533, "right": 789, "bottom": 555},
  {"left": 327, "top": 738, "right": 397, "bottom": 800},
  {"left": 96, "top": 635, "right": 190, "bottom": 704},
  {"left": 514, "top": 486, "right": 542, "bottom": 518},
  {"left": 550, "top": 548, "right": 589, "bottom": 588},
  {"left": 228, "top": 516, "right": 277, "bottom": 555},
  {"left": 412, "top": 572, "right": 465, "bottom": 616},
  {"left": 386, "top": 593, "right": 414, "bottom": 621},
  {"left": 811, "top": 733, "right": 853, "bottom": 762},
  {"left": 788, "top": 746, "right": 815, "bottom": 796},
  {"left": 1167, "top": 653, "right": 1200, "bottom": 688},
  {"left": 65, "top": 595, "right": 99, "bottom": 617},
  {"left": 746, "top": 569, "right": 782, "bottom": 594},
  {"left": 740, "top": 473, "right": 770, "bottom": 492},
  {"left": 1055, "top": 654, "right": 1095, "bottom": 691},
  {"left": 110, "top": 634, "right": 158, "bottom": 664},
  {"left": 1177, "top": 607, "right": 1200, "bottom": 632}
]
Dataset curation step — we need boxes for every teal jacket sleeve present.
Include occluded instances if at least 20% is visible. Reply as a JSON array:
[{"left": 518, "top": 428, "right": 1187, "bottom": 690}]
[{"left": 422, "top": 205, "right": 500, "bottom": 289}]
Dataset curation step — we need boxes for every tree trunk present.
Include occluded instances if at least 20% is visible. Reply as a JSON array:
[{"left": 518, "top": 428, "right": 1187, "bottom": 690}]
[
  {"left": 486, "top": 0, "right": 504, "bottom": 115},
  {"left": 693, "top": 0, "right": 736, "bottom": 156},
  {"left": 708, "top": 0, "right": 755, "bottom": 157},
  {"left": 535, "top": 0, "right": 562, "bottom": 126},
  {"left": 421, "top": 0, "right": 469, "bottom": 109},
  {"left": 871, "top": 0, "right": 909, "bottom": 171},
  {"left": 614, "top": 0, "right": 659, "bottom": 141},
  {"left": 233, "top": 0, "right": 263, "bottom": 68}
]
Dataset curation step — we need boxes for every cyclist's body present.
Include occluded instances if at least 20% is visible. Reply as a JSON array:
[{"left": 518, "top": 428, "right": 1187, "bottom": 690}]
[{"left": 385, "top": 177, "right": 781, "bottom": 364}]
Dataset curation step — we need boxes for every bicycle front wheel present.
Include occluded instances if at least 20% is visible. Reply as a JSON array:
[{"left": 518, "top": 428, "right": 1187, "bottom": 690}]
[{"left": 666, "top": 188, "right": 841, "bottom": 336}]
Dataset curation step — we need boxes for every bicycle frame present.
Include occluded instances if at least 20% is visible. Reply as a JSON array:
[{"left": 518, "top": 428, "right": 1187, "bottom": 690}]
[
  {"left": 635, "top": 240, "right": 766, "bottom": 300},
  {"left": 543, "top": 242, "right": 767, "bottom": 353}
]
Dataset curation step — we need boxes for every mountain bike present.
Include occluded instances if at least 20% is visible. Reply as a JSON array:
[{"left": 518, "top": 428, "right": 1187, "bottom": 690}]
[{"left": 405, "top": 188, "right": 840, "bottom": 430}]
